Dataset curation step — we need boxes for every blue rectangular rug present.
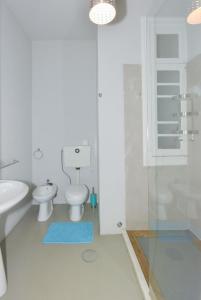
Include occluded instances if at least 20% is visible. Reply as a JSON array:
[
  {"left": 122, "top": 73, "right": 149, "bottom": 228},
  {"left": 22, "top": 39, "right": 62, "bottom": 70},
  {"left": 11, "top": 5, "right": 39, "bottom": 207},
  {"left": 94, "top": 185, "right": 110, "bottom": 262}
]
[{"left": 43, "top": 222, "right": 93, "bottom": 244}]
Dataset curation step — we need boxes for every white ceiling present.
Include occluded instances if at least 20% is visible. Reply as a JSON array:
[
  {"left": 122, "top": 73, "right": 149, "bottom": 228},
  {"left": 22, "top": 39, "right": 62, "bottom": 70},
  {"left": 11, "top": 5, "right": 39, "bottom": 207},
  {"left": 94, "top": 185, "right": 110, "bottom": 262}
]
[
  {"left": 4, "top": 0, "right": 192, "bottom": 40},
  {"left": 156, "top": 0, "right": 192, "bottom": 18},
  {"left": 5, "top": 0, "right": 97, "bottom": 40}
]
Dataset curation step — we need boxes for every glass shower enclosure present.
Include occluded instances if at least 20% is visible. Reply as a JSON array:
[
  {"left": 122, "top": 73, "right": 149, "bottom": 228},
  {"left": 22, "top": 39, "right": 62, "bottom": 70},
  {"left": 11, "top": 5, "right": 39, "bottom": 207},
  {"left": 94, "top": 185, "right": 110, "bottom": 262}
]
[{"left": 144, "top": 1, "right": 201, "bottom": 299}]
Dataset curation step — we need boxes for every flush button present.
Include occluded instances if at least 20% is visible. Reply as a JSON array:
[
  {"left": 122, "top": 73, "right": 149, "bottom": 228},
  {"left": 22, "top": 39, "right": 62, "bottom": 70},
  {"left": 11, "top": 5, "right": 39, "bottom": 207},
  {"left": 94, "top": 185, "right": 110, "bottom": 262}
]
[{"left": 75, "top": 148, "right": 80, "bottom": 154}]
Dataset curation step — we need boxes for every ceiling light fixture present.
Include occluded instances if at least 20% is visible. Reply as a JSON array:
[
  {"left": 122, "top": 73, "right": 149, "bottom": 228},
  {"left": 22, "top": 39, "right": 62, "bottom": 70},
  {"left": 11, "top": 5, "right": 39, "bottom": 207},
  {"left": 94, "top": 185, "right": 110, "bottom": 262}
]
[
  {"left": 89, "top": 0, "right": 116, "bottom": 25},
  {"left": 187, "top": 0, "right": 201, "bottom": 24}
]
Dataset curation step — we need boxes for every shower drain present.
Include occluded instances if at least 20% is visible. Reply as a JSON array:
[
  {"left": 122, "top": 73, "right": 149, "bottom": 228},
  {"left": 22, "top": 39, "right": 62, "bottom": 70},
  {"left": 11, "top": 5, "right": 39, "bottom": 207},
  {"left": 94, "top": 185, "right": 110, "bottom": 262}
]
[{"left": 81, "top": 249, "right": 97, "bottom": 263}]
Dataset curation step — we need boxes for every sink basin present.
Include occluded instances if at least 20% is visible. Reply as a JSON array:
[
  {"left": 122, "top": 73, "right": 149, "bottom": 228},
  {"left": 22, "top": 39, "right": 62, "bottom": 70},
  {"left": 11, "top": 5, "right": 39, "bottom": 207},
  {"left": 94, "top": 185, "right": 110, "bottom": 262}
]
[
  {"left": 0, "top": 180, "right": 29, "bottom": 297},
  {"left": 0, "top": 180, "right": 29, "bottom": 214}
]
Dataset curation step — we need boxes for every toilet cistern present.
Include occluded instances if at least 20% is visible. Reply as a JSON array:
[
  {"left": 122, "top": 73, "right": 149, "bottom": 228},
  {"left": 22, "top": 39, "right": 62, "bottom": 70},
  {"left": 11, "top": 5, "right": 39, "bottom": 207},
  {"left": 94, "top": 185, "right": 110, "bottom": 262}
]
[
  {"left": 62, "top": 145, "right": 91, "bottom": 185},
  {"left": 62, "top": 145, "right": 91, "bottom": 221}
]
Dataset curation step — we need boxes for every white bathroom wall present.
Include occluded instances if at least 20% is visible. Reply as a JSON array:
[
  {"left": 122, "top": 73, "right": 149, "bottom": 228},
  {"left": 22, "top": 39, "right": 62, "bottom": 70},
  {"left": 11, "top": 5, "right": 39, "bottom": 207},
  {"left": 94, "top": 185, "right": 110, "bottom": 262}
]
[
  {"left": 0, "top": 2, "right": 32, "bottom": 238},
  {"left": 32, "top": 40, "right": 97, "bottom": 204}
]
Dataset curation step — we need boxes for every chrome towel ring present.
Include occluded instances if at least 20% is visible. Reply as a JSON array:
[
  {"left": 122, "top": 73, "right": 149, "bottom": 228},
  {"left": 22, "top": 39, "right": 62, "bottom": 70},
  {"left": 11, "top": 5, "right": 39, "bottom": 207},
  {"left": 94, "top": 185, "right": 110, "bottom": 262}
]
[{"left": 33, "top": 148, "right": 44, "bottom": 160}]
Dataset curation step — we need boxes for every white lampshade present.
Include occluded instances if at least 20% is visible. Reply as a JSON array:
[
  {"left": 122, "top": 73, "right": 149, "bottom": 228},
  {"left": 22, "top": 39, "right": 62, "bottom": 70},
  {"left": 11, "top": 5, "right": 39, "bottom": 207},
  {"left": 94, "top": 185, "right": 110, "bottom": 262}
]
[
  {"left": 89, "top": 0, "right": 116, "bottom": 25},
  {"left": 187, "top": 0, "right": 201, "bottom": 24}
]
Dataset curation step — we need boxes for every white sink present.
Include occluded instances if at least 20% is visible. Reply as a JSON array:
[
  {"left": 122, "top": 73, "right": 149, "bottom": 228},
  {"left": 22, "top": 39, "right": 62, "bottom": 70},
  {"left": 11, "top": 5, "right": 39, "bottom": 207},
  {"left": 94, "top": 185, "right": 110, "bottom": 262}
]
[
  {"left": 0, "top": 181, "right": 29, "bottom": 214},
  {"left": 0, "top": 180, "right": 29, "bottom": 297}
]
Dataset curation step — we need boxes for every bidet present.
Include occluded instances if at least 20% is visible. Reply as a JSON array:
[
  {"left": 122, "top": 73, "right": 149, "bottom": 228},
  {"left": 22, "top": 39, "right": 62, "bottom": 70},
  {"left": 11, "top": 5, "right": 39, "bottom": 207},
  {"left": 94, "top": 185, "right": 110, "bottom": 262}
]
[{"left": 33, "top": 183, "right": 58, "bottom": 222}]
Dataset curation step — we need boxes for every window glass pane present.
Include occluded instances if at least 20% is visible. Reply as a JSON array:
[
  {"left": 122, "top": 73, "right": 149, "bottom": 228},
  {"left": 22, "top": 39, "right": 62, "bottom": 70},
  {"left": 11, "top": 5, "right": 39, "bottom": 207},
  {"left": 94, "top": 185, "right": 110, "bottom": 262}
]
[
  {"left": 157, "top": 98, "right": 181, "bottom": 121},
  {"left": 158, "top": 124, "right": 180, "bottom": 134},
  {"left": 157, "top": 85, "right": 180, "bottom": 96},
  {"left": 158, "top": 137, "right": 180, "bottom": 149},
  {"left": 157, "top": 34, "right": 179, "bottom": 58},
  {"left": 157, "top": 70, "right": 180, "bottom": 83}
]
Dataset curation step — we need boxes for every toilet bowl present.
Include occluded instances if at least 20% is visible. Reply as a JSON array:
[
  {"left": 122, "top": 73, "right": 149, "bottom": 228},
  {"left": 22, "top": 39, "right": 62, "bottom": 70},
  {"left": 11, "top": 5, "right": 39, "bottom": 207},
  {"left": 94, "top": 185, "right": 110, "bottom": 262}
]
[
  {"left": 65, "top": 185, "right": 89, "bottom": 222},
  {"left": 33, "top": 184, "right": 58, "bottom": 222}
]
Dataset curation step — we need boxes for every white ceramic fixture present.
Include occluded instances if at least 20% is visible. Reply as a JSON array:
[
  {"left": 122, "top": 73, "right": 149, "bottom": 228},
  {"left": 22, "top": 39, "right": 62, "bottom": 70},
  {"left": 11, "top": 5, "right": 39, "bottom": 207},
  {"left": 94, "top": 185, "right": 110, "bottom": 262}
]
[
  {"left": 187, "top": 0, "right": 201, "bottom": 24},
  {"left": 0, "top": 181, "right": 29, "bottom": 214},
  {"left": 32, "top": 184, "right": 58, "bottom": 222},
  {"left": 65, "top": 185, "right": 89, "bottom": 221},
  {"left": 62, "top": 146, "right": 91, "bottom": 168},
  {"left": 62, "top": 145, "right": 91, "bottom": 221},
  {"left": 0, "top": 180, "right": 29, "bottom": 297},
  {"left": 89, "top": 0, "right": 116, "bottom": 25}
]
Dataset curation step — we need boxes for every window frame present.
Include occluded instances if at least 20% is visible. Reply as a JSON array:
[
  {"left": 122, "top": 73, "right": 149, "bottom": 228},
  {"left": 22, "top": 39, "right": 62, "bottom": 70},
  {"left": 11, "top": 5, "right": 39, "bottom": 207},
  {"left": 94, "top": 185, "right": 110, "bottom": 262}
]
[{"left": 141, "top": 17, "right": 188, "bottom": 166}]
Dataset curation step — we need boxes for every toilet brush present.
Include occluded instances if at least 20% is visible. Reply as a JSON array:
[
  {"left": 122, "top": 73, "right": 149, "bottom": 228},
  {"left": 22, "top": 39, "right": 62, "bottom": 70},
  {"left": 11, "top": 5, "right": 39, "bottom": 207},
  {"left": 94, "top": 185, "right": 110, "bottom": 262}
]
[{"left": 90, "top": 187, "right": 97, "bottom": 208}]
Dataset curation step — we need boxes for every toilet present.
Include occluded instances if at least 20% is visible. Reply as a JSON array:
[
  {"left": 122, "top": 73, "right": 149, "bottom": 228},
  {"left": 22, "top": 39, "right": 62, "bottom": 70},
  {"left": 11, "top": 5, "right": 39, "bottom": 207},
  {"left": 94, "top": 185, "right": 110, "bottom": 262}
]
[
  {"left": 33, "top": 183, "right": 58, "bottom": 222},
  {"left": 62, "top": 145, "right": 91, "bottom": 222},
  {"left": 65, "top": 184, "right": 89, "bottom": 221}
]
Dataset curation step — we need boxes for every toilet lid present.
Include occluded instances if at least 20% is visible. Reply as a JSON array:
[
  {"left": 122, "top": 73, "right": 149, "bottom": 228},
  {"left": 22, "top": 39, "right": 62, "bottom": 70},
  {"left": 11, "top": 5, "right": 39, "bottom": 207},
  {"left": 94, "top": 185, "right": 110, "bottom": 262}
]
[{"left": 65, "top": 185, "right": 88, "bottom": 201}]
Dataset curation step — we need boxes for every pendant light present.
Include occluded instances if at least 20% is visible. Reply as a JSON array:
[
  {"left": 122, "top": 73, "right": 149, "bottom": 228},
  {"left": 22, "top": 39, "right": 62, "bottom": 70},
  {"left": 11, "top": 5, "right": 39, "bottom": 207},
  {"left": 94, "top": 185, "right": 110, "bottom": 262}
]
[
  {"left": 89, "top": 0, "right": 116, "bottom": 25},
  {"left": 187, "top": 0, "right": 201, "bottom": 24}
]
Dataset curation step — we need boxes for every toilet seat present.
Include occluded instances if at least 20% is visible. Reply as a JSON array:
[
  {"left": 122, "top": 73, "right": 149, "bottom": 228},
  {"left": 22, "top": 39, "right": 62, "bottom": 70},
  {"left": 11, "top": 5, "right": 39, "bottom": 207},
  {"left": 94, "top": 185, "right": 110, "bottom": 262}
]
[{"left": 65, "top": 185, "right": 88, "bottom": 205}]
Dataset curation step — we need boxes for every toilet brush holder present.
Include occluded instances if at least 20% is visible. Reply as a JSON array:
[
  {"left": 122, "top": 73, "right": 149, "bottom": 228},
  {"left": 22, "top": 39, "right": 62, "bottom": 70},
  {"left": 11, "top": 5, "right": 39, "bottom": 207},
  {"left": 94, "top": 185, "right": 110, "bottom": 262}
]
[{"left": 90, "top": 187, "right": 97, "bottom": 208}]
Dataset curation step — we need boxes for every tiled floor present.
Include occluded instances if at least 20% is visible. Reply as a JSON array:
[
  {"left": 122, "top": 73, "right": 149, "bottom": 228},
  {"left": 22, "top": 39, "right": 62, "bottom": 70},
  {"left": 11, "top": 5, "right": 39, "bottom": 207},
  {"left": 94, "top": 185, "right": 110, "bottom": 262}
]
[{"left": 1, "top": 205, "right": 143, "bottom": 300}]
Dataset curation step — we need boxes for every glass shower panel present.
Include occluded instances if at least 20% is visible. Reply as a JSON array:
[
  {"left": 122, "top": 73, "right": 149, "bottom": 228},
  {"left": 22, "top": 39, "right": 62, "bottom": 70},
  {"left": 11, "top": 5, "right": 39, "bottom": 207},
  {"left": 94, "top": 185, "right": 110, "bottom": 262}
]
[{"left": 146, "top": 2, "right": 201, "bottom": 300}]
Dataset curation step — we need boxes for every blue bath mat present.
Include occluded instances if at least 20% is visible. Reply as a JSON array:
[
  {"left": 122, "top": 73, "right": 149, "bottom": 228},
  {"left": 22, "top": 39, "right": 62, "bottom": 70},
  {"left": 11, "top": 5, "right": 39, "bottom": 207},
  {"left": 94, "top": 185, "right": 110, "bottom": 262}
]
[{"left": 43, "top": 222, "right": 93, "bottom": 244}]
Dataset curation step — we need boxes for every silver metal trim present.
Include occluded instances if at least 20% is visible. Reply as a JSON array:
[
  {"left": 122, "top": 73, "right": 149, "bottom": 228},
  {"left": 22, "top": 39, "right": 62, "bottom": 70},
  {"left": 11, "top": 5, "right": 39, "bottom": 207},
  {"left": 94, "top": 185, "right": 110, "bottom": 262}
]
[
  {"left": 177, "top": 130, "right": 199, "bottom": 135},
  {"left": 0, "top": 160, "right": 19, "bottom": 170},
  {"left": 173, "top": 112, "right": 199, "bottom": 117},
  {"left": 172, "top": 94, "right": 193, "bottom": 101},
  {"left": 90, "top": 0, "right": 116, "bottom": 8}
]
